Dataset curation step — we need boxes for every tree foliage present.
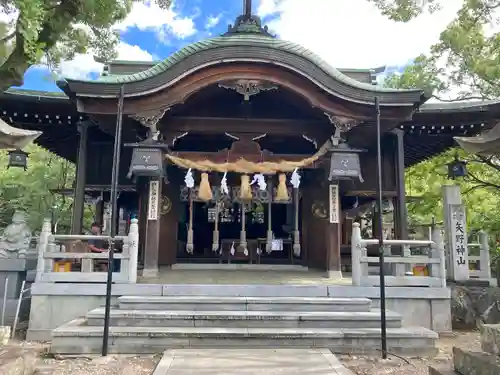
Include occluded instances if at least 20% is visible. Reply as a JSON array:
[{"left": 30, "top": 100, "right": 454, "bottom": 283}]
[
  {"left": 369, "top": 0, "right": 442, "bottom": 22},
  {"left": 382, "top": 0, "right": 500, "bottom": 100},
  {"left": 0, "top": 0, "right": 172, "bottom": 91},
  {"left": 0, "top": 144, "right": 75, "bottom": 232},
  {"left": 405, "top": 148, "right": 500, "bottom": 237},
  {"left": 381, "top": 1, "right": 500, "bottom": 241}
]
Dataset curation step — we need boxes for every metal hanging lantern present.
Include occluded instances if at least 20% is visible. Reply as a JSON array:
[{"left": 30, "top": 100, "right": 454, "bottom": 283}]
[
  {"left": 7, "top": 149, "right": 29, "bottom": 170},
  {"left": 447, "top": 156, "right": 467, "bottom": 179},
  {"left": 127, "top": 147, "right": 164, "bottom": 178},
  {"left": 328, "top": 143, "right": 364, "bottom": 182}
]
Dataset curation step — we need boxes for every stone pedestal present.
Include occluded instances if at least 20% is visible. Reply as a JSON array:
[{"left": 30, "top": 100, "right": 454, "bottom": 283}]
[
  {"left": 429, "top": 343, "right": 500, "bottom": 375},
  {"left": 0, "top": 258, "right": 36, "bottom": 326},
  {"left": 454, "top": 347, "right": 500, "bottom": 375},
  {"left": 480, "top": 324, "right": 500, "bottom": 355}
]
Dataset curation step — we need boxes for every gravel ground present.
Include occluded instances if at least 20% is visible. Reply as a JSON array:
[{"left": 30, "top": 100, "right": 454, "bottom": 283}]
[
  {"left": 0, "top": 341, "right": 160, "bottom": 375},
  {"left": 0, "top": 331, "right": 481, "bottom": 375},
  {"left": 340, "top": 330, "right": 480, "bottom": 375}
]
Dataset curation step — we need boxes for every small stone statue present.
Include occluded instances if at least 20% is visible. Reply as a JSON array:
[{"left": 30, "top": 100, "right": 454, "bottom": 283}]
[{"left": 0, "top": 211, "right": 32, "bottom": 258}]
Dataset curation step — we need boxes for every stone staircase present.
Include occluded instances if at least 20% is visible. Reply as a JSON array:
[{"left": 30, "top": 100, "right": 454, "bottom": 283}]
[{"left": 50, "top": 294, "right": 438, "bottom": 355}]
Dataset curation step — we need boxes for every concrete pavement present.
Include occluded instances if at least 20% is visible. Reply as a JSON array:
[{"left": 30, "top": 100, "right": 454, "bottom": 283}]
[{"left": 153, "top": 348, "right": 355, "bottom": 375}]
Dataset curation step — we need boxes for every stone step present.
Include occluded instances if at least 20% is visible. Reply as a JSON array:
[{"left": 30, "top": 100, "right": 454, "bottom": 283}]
[
  {"left": 86, "top": 308, "right": 402, "bottom": 329},
  {"left": 118, "top": 296, "right": 372, "bottom": 312},
  {"left": 50, "top": 319, "right": 438, "bottom": 356}
]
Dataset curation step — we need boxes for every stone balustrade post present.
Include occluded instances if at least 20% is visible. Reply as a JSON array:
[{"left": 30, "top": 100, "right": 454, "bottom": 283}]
[
  {"left": 120, "top": 237, "right": 130, "bottom": 281},
  {"left": 35, "top": 218, "right": 51, "bottom": 282},
  {"left": 479, "top": 231, "right": 491, "bottom": 280},
  {"left": 395, "top": 244, "right": 412, "bottom": 276},
  {"left": 351, "top": 222, "right": 362, "bottom": 286},
  {"left": 431, "top": 227, "right": 446, "bottom": 288},
  {"left": 127, "top": 219, "right": 139, "bottom": 283}
]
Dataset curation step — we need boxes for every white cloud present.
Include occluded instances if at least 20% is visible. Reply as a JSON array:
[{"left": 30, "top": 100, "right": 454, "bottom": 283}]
[
  {"left": 58, "top": 42, "right": 153, "bottom": 80},
  {"left": 115, "top": 0, "right": 196, "bottom": 40},
  {"left": 257, "top": 0, "right": 278, "bottom": 18},
  {"left": 205, "top": 14, "right": 222, "bottom": 29},
  {"left": 258, "top": 0, "right": 462, "bottom": 68},
  {"left": 116, "top": 43, "right": 154, "bottom": 62}
]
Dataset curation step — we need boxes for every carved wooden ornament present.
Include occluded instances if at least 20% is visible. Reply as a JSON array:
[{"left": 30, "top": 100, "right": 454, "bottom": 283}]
[
  {"left": 219, "top": 79, "right": 278, "bottom": 101},
  {"left": 324, "top": 113, "right": 361, "bottom": 133}
]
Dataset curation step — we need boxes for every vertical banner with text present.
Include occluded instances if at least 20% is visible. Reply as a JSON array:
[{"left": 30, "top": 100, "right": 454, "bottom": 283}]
[
  {"left": 329, "top": 184, "right": 339, "bottom": 224},
  {"left": 148, "top": 180, "right": 160, "bottom": 221}
]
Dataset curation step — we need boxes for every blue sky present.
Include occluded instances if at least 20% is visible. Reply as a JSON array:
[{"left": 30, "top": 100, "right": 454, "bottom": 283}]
[{"left": 17, "top": 0, "right": 462, "bottom": 93}]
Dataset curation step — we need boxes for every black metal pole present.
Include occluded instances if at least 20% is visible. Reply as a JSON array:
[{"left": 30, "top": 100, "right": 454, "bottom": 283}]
[
  {"left": 101, "top": 85, "right": 125, "bottom": 356},
  {"left": 375, "top": 96, "right": 388, "bottom": 359}
]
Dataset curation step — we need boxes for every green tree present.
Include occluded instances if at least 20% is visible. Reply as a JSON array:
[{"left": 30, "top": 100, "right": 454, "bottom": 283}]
[
  {"left": 382, "top": 0, "right": 500, "bottom": 100},
  {"left": 369, "top": 0, "right": 443, "bottom": 22},
  {"left": 405, "top": 149, "right": 500, "bottom": 236},
  {"left": 0, "top": 144, "right": 76, "bottom": 232},
  {"left": 0, "top": 0, "right": 172, "bottom": 90},
  {"left": 381, "top": 0, "right": 500, "bottom": 241}
]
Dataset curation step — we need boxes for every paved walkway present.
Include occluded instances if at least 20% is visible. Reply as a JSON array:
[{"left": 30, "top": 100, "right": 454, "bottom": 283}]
[
  {"left": 153, "top": 349, "right": 355, "bottom": 375},
  {"left": 140, "top": 269, "right": 351, "bottom": 285}
]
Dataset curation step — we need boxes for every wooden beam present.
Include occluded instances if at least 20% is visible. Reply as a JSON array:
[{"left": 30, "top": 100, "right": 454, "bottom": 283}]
[
  {"left": 344, "top": 190, "right": 397, "bottom": 197},
  {"left": 163, "top": 116, "right": 328, "bottom": 138}
]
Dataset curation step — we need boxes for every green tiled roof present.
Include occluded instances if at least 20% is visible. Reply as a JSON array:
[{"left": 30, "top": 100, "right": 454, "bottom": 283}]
[
  {"left": 2, "top": 88, "right": 68, "bottom": 99},
  {"left": 75, "top": 33, "right": 410, "bottom": 95}
]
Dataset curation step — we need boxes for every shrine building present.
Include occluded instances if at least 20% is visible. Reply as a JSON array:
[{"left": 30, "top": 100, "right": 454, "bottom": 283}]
[{"left": 2, "top": 7, "right": 500, "bottom": 279}]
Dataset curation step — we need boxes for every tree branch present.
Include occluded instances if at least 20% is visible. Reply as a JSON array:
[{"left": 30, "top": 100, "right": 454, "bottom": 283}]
[
  {"left": 463, "top": 183, "right": 495, "bottom": 195},
  {"left": 0, "top": 1, "right": 80, "bottom": 90},
  {"left": 466, "top": 171, "right": 500, "bottom": 191},
  {"left": 431, "top": 94, "right": 489, "bottom": 102},
  {"left": 0, "top": 31, "right": 15, "bottom": 42}
]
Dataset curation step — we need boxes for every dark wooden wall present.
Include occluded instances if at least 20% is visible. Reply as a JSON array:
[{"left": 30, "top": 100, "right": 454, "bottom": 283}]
[
  {"left": 85, "top": 142, "right": 133, "bottom": 186},
  {"left": 301, "top": 183, "right": 327, "bottom": 269},
  {"left": 158, "top": 180, "right": 180, "bottom": 265},
  {"left": 350, "top": 138, "right": 397, "bottom": 192}
]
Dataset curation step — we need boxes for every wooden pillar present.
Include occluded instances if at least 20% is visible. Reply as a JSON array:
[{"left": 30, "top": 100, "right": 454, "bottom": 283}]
[
  {"left": 159, "top": 179, "right": 179, "bottom": 266},
  {"left": 70, "top": 121, "right": 89, "bottom": 234},
  {"left": 95, "top": 198, "right": 104, "bottom": 227},
  {"left": 143, "top": 177, "right": 161, "bottom": 278},
  {"left": 393, "top": 129, "right": 408, "bottom": 241},
  {"left": 326, "top": 182, "right": 342, "bottom": 278}
]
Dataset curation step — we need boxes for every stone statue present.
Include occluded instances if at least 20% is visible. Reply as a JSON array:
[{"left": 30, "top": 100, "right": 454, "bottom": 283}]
[{"left": 0, "top": 211, "right": 32, "bottom": 258}]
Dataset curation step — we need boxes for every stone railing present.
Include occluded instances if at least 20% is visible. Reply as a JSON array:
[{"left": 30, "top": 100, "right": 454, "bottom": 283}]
[
  {"left": 351, "top": 222, "right": 446, "bottom": 287},
  {"left": 465, "top": 231, "right": 492, "bottom": 282},
  {"left": 35, "top": 218, "right": 139, "bottom": 284}
]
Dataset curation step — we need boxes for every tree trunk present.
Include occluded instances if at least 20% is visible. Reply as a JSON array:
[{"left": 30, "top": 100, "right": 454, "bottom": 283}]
[{"left": 0, "top": 41, "right": 31, "bottom": 91}]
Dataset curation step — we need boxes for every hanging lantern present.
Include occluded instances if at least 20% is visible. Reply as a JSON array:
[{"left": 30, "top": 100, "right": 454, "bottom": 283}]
[
  {"left": 127, "top": 147, "right": 164, "bottom": 178},
  {"left": 7, "top": 149, "right": 29, "bottom": 170},
  {"left": 447, "top": 157, "right": 467, "bottom": 179},
  {"left": 328, "top": 149, "right": 363, "bottom": 182}
]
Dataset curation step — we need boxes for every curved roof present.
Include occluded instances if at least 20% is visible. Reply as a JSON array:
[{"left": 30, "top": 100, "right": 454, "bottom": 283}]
[{"left": 58, "top": 16, "right": 425, "bottom": 106}]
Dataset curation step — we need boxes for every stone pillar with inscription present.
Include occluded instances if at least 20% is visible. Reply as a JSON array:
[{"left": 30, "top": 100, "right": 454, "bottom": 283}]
[{"left": 442, "top": 184, "right": 469, "bottom": 281}]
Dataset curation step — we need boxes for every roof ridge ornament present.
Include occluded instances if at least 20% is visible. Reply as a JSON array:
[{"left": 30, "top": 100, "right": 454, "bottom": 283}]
[{"left": 223, "top": 0, "right": 274, "bottom": 37}]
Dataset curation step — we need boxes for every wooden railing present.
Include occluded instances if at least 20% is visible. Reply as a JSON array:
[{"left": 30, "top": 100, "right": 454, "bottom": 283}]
[
  {"left": 35, "top": 219, "right": 139, "bottom": 284},
  {"left": 351, "top": 222, "right": 447, "bottom": 287}
]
